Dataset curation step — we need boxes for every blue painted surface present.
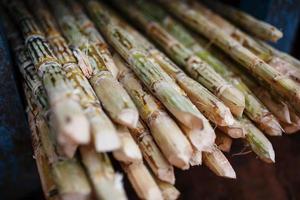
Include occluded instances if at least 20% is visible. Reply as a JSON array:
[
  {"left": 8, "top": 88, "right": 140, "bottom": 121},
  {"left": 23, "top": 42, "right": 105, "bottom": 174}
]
[
  {"left": 239, "top": 0, "right": 300, "bottom": 53},
  {"left": 0, "top": 18, "right": 41, "bottom": 199}
]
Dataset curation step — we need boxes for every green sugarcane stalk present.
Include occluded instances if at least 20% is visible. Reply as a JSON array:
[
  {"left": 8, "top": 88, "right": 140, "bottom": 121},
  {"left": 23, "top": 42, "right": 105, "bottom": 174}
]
[
  {"left": 5, "top": 0, "right": 90, "bottom": 148},
  {"left": 30, "top": 0, "right": 121, "bottom": 152},
  {"left": 117, "top": 0, "right": 245, "bottom": 118},
  {"left": 195, "top": 2, "right": 300, "bottom": 84},
  {"left": 203, "top": 0, "right": 283, "bottom": 42},
  {"left": 159, "top": 0, "right": 300, "bottom": 114},
  {"left": 65, "top": 0, "right": 119, "bottom": 78},
  {"left": 113, "top": 54, "right": 193, "bottom": 169},
  {"left": 241, "top": 117, "right": 275, "bottom": 163},
  {"left": 47, "top": 0, "right": 139, "bottom": 129},
  {"left": 83, "top": 0, "right": 207, "bottom": 132},
  {"left": 130, "top": 0, "right": 282, "bottom": 136}
]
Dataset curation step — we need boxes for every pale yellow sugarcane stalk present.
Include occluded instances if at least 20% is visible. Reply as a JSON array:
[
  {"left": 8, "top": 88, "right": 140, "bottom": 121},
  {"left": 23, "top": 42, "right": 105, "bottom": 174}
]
[
  {"left": 83, "top": 0, "right": 207, "bottom": 131},
  {"left": 215, "top": 130, "right": 232, "bottom": 153},
  {"left": 30, "top": 0, "right": 120, "bottom": 152},
  {"left": 195, "top": 2, "right": 300, "bottom": 84},
  {"left": 121, "top": 162, "right": 163, "bottom": 200},
  {"left": 159, "top": 0, "right": 300, "bottom": 114},
  {"left": 52, "top": 159, "right": 92, "bottom": 200},
  {"left": 113, "top": 125, "right": 143, "bottom": 164},
  {"left": 79, "top": 146, "right": 128, "bottom": 200},
  {"left": 155, "top": 179, "right": 180, "bottom": 200},
  {"left": 66, "top": 0, "right": 119, "bottom": 78},
  {"left": 203, "top": 0, "right": 283, "bottom": 42},
  {"left": 203, "top": 146, "right": 236, "bottom": 179},
  {"left": 5, "top": 0, "right": 90, "bottom": 147},
  {"left": 116, "top": 0, "right": 245, "bottom": 118},
  {"left": 129, "top": 120, "right": 175, "bottom": 184},
  {"left": 47, "top": 0, "right": 139, "bottom": 129},
  {"left": 113, "top": 53, "right": 193, "bottom": 169}
]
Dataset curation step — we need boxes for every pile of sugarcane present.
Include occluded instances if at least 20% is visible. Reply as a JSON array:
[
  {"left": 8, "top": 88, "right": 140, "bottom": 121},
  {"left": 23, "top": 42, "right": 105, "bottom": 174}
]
[{"left": 1, "top": 0, "right": 300, "bottom": 199}]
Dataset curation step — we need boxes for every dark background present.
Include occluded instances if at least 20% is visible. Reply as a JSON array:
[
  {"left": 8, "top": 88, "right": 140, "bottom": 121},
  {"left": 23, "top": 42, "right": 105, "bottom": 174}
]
[{"left": 1, "top": 0, "right": 300, "bottom": 199}]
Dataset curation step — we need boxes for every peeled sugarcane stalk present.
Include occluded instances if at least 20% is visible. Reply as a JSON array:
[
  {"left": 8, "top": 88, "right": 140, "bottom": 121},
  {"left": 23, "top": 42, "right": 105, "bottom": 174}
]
[
  {"left": 282, "top": 109, "right": 300, "bottom": 134},
  {"left": 83, "top": 0, "right": 210, "bottom": 131},
  {"left": 30, "top": 0, "right": 120, "bottom": 152},
  {"left": 195, "top": 2, "right": 300, "bottom": 84},
  {"left": 203, "top": 146, "right": 236, "bottom": 179},
  {"left": 159, "top": 0, "right": 300, "bottom": 115},
  {"left": 113, "top": 125, "right": 143, "bottom": 164},
  {"left": 26, "top": 96, "right": 58, "bottom": 200},
  {"left": 118, "top": 0, "right": 245, "bottom": 118},
  {"left": 113, "top": 54, "right": 193, "bottom": 169},
  {"left": 66, "top": 0, "right": 119, "bottom": 78},
  {"left": 155, "top": 179, "right": 180, "bottom": 200},
  {"left": 5, "top": 0, "right": 90, "bottom": 147},
  {"left": 121, "top": 162, "right": 163, "bottom": 200},
  {"left": 47, "top": 0, "right": 139, "bottom": 129},
  {"left": 79, "top": 146, "right": 128, "bottom": 200},
  {"left": 241, "top": 117, "right": 275, "bottom": 163},
  {"left": 215, "top": 130, "right": 232, "bottom": 153},
  {"left": 203, "top": 0, "right": 283, "bottom": 42},
  {"left": 128, "top": 120, "right": 175, "bottom": 184}
]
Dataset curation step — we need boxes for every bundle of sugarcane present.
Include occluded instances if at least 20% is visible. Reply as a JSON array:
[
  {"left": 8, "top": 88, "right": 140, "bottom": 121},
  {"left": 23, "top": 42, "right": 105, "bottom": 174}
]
[
  {"left": 194, "top": 2, "right": 300, "bottom": 85},
  {"left": 158, "top": 0, "right": 300, "bottom": 115},
  {"left": 3, "top": 0, "right": 300, "bottom": 199}
]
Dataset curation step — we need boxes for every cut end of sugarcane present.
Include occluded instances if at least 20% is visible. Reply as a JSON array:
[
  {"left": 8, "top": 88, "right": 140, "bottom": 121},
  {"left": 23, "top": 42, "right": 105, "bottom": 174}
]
[
  {"left": 215, "top": 101, "right": 235, "bottom": 126},
  {"left": 189, "top": 149, "right": 202, "bottom": 166},
  {"left": 219, "top": 119, "right": 245, "bottom": 139},
  {"left": 220, "top": 87, "right": 245, "bottom": 118},
  {"left": 157, "top": 168, "right": 176, "bottom": 185},
  {"left": 117, "top": 108, "right": 139, "bottom": 128},
  {"left": 168, "top": 153, "right": 190, "bottom": 170},
  {"left": 203, "top": 147, "right": 236, "bottom": 179},
  {"left": 261, "top": 117, "right": 283, "bottom": 136},
  {"left": 169, "top": 107, "right": 203, "bottom": 129},
  {"left": 283, "top": 123, "right": 300, "bottom": 134},
  {"left": 146, "top": 187, "right": 164, "bottom": 200},
  {"left": 94, "top": 129, "right": 121, "bottom": 152},
  {"left": 63, "top": 114, "right": 90, "bottom": 144}
]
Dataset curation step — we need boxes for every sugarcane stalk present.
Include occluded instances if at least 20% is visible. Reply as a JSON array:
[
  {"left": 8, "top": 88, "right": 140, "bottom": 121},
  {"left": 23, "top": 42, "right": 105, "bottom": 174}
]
[
  {"left": 83, "top": 0, "right": 210, "bottom": 131},
  {"left": 203, "top": 146, "right": 236, "bottom": 179},
  {"left": 65, "top": 0, "right": 119, "bottom": 78},
  {"left": 121, "top": 162, "right": 163, "bottom": 200},
  {"left": 113, "top": 54, "right": 193, "bottom": 169},
  {"left": 215, "top": 130, "right": 232, "bottom": 153},
  {"left": 159, "top": 0, "right": 300, "bottom": 114},
  {"left": 79, "top": 146, "right": 128, "bottom": 200},
  {"left": 203, "top": 0, "right": 283, "bottom": 42},
  {"left": 282, "top": 109, "right": 300, "bottom": 134},
  {"left": 195, "top": 2, "right": 300, "bottom": 84},
  {"left": 241, "top": 117, "right": 275, "bottom": 163},
  {"left": 47, "top": 0, "right": 139, "bottom": 129},
  {"left": 117, "top": 0, "right": 245, "bottom": 118},
  {"left": 119, "top": 23, "right": 244, "bottom": 139},
  {"left": 133, "top": 0, "right": 282, "bottom": 136},
  {"left": 189, "top": 148, "right": 202, "bottom": 166},
  {"left": 256, "top": 39, "right": 300, "bottom": 69},
  {"left": 128, "top": 120, "right": 175, "bottom": 184},
  {"left": 155, "top": 179, "right": 180, "bottom": 200},
  {"left": 23, "top": 84, "right": 93, "bottom": 200},
  {"left": 113, "top": 125, "right": 143, "bottom": 164},
  {"left": 5, "top": 0, "right": 90, "bottom": 146},
  {"left": 30, "top": 0, "right": 120, "bottom": 152},
  {"left": 26, "top": 98, "right": 58, "bottom": 200},
  {"left": 52, "top": 159, "right": 92, "bottom": 200}
]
